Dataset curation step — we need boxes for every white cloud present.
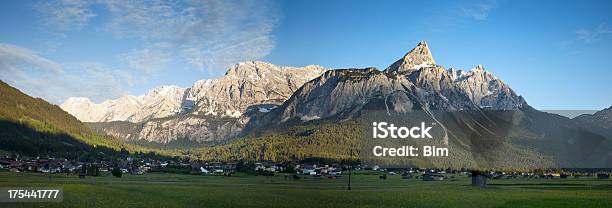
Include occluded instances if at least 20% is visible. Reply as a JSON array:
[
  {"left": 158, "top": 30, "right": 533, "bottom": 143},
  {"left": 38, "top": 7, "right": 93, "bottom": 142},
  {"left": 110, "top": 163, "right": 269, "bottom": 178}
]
[
  {"left": 100, "top": 0, "right": 279, "bottom": 73},
  {"left": 461, "top": 1, "right": 497, "bottom": 21},
  {"left": 575, "top": 24, "right": 612, "bottom": 43},
  {"left": 35, "top": 0, "right": 96, "bottom": 32},
  {"left": 0, "top": 43, "right": 128, "bottom": 104},
  {"left": 121, "top": 45, "right": 172, "bottom": 75},
  {"left": 562, "top": 24, "right": 612, "bottom": 46},
  {"left": 425, "top": 0, "right": 498, "bottom": 32},
  {"left": 36, "top": 0, "right": 279, "bottom": 75},
  {"left": 0, "top": 44, "right": 63, "bottom": 74}
]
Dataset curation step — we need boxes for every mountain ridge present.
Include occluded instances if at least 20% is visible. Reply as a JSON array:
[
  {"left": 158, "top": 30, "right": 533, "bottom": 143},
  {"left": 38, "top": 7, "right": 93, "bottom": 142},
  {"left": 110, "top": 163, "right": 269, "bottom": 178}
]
[
  {"left": 574, "top": 106, "right": 612, "bottom": 129},
  {"left": 67, "top": 42, "right": 545, "bottom": 147},
  {"left": 61, "top": 61, "right": 328, "bottom": 123}
]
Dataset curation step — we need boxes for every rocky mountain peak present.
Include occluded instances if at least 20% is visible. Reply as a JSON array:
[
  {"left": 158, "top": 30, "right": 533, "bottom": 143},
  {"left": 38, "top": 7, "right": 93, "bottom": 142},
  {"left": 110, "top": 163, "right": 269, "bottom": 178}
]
[
  {"left": 225, "top": 61, "right": 273, "bottom": 76},
  {"left": 62, "top": 60, "right": 329, "bottom": 123},
  {"left": 449, "top": 65, "right": 523, "bottom": 109},
  {"left": 385, "top": 41, "right": 437, "bottom": 73},
  {"left": 144, "top": 85, "right": 184, "bottom": 96},
  {"left": 220, "top": 61, "right": 327, "bottom": 89},
  {"left": 60, "top": 97, "right": 95, "bottom": 122},
  {"left": 473, "top": 64, "right": 485, "bottom": 71},
  {"left": 187, "top": 61, "right": 328, "bottom": 118},
  {"left": 61, "top": 86, "right": 186, "bottom": 122}
]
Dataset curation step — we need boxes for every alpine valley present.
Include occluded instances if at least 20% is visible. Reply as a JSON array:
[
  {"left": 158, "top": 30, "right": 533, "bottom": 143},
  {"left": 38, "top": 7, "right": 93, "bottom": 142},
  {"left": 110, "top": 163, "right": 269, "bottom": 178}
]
[{"left": 2, "top": 41, "right": 610, "bottom": 169}]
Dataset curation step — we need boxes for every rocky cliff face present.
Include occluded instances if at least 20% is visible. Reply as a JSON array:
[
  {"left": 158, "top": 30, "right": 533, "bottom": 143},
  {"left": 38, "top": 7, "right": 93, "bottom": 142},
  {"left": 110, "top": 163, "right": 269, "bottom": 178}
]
[
  {"left": 265, "top": 67, "right": 474, "bottom": 125},
  {"left": 184, "top": 61, "right": 328, "bottom": 118},
  {"left": 67, "top": 61, "right": 328, "bottom": 144},
  {"left": 261, "top": 41, "right": 524, "bottom": 126},
  {"left": 450, "top": 65, "right": 524, "bottom": 109},
  {"left": 62, "top": 61, "right": 327, "bottom": 122}
]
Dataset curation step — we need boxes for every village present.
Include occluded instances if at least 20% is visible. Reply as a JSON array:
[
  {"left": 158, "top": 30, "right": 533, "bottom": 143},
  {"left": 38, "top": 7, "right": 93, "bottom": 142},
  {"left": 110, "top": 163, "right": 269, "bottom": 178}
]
[{"left": 1, "top": 153, "right": 610, "bottom": 188}]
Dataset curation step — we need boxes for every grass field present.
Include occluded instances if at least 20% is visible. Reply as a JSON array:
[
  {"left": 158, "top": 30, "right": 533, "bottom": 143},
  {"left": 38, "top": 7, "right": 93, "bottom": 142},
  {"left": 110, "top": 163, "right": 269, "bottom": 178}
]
[{"left": 0, "top": 171, "right": 611, "bottom": 208}]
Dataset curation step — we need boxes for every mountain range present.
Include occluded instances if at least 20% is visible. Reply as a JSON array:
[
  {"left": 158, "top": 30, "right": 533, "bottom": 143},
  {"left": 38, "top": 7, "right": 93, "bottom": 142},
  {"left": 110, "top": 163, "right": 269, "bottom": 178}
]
[
  {"left": 61, "top": 61, "right": 327, "bottom": 144},
  {"left": 61, "top": 61, "right": 327, "bottom": 122},
  {"left": 3, "top": 40, "right": 608, "bottom": 168},
  {"left": 61, "top": 41, "right": 526, "bottom": 145},
  {"left": 255, "top": 42, "right": 524, "bottom": 127}
]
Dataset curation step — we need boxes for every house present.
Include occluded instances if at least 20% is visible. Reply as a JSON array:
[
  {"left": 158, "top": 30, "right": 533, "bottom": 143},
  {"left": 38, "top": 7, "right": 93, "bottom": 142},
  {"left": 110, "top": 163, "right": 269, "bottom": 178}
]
[
  {"left": 265, "top": 165, "right": 278, "bottom": 172},
  {"left": 255, "top": 164, "right": 265, "bottom": 171},
  {"left": 471, "top": 171, "right": 488, "bottom": 188},
  {"left": 200, "top": 167, "right": 210, "bottom": 174},
  {"left": 214, "top": 169, "right": 224, "bottom": 174},
  {"left": 0, "top": 159, "right": 14, "bottom": 169},
  {"left": 597, "top": 173, "right": 610, "bottom": 179},
  {"left": 302, "top": 165, "right": 316, "bottom": 175},
  {"left": 9, "top": 161, "right": 24, "bottom": 171},
  {"left": 329, "top": 170, "right": 342, "bottom": 176},
  {"left": 544, "top": 172, "right": 561, "bottom": 179},
  {"left": 62, "top": 161, "right": 78, "bottom": 172}
]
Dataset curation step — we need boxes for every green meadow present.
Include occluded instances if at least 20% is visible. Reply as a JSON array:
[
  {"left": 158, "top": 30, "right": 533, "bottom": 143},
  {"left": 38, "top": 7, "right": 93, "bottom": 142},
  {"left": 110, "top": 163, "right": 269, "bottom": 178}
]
[{"left": 0, "top": 172, "right": 611, "bottom": 208}]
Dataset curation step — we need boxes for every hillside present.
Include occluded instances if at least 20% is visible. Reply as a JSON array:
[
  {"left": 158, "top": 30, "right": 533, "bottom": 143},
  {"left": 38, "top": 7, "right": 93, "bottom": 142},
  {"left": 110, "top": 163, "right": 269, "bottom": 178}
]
[
  {"left": 575, "top": 106, "right": 612, "bottom": 129},
  {"left": 187, "top": 121, "right": 361, "bottom": 162},
  {"left": 0, "top": 80, "right": 150, "bottom": 158}
]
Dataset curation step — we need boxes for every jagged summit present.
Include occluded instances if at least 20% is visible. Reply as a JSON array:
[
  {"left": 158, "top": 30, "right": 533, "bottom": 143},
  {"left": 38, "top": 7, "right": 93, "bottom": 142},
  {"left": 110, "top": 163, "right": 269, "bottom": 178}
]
[
  {"left": 385, "top": 41, "right": 437, "bottom": 73},
  {"left": 62, "top": 61, "right": 328, "bottom": 122},
  {"left": 142, "top": 85, "right": 185, "bottom": 98},
  {"left": 187, "top": 61, "right": 328, "bottom": 118},
  {"left": 225, "top": 61, "right": 326, "bottom": 77},
  {"left": 60, "top": 86, "right": 185, "bottom": 122}
]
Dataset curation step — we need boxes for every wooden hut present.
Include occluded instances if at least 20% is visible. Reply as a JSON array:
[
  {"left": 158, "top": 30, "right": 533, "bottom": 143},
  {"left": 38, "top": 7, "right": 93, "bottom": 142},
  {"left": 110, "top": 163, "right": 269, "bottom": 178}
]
[{"left": 471, "top": 171, "right": 488, "bottom": 188}]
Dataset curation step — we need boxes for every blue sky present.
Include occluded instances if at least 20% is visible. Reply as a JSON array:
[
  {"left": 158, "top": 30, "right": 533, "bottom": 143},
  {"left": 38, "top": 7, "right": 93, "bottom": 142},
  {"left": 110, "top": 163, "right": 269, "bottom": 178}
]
[{"left": 0, "top": 0, "right": 611, "bottom": 110}]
